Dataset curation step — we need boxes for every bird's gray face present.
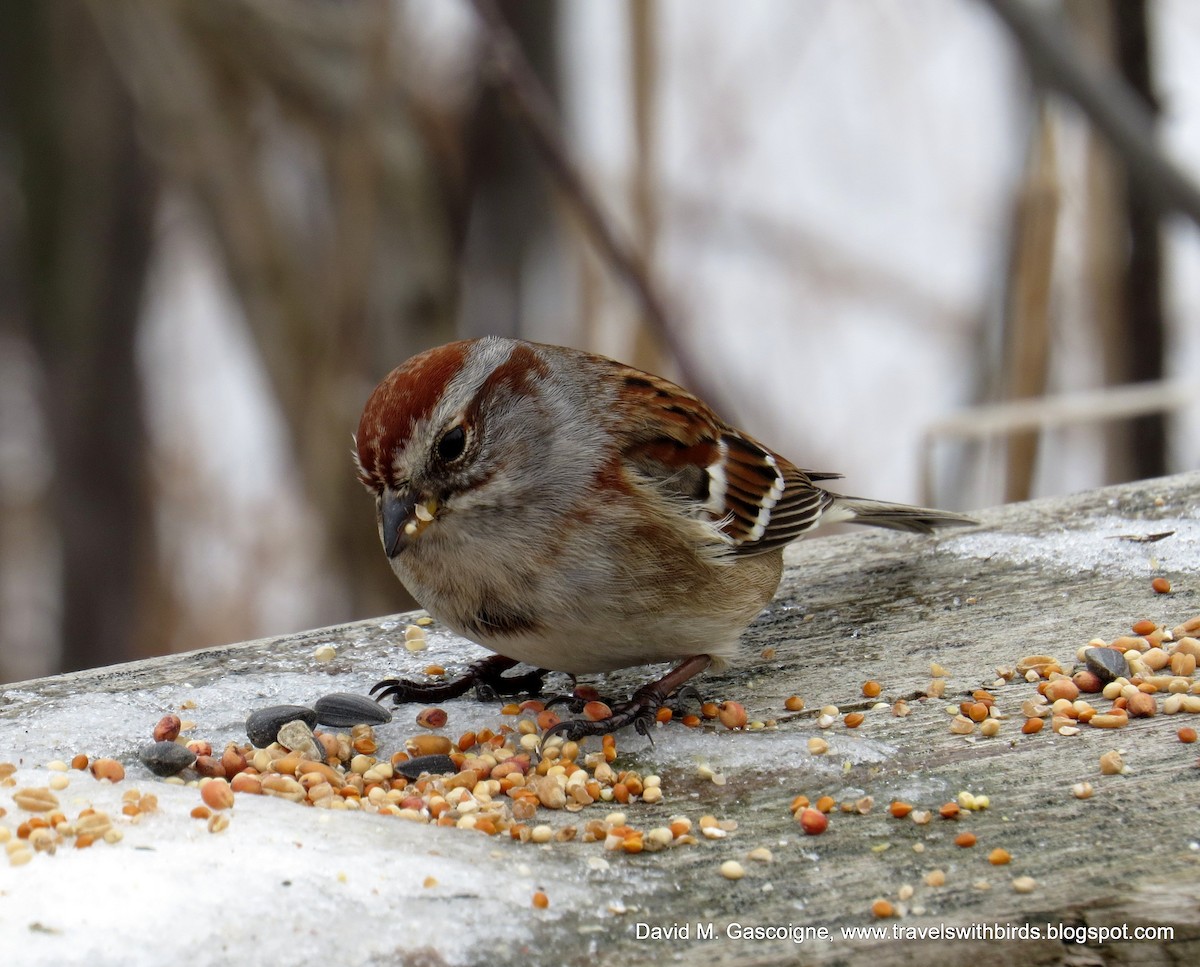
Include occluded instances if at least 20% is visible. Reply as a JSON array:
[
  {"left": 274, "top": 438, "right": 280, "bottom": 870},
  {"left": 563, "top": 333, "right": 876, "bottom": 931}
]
[{"left": 354, "top": 338, "right": 573, "bottom": 562}]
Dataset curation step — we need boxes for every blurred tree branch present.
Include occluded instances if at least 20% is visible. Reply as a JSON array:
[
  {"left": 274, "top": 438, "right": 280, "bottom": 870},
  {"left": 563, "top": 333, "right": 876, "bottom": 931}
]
[
  {"left": 982, "top": 0, "right": 1200, "bottom": 227},
  {"left": 0, "top": 1, "right": 160, "bottom": 671},
  {"left": 467, "top": 0, "right": 732, "bottom": 414},
  {"left": 88, "top": 0, "right": 467, "bottom": 632}
]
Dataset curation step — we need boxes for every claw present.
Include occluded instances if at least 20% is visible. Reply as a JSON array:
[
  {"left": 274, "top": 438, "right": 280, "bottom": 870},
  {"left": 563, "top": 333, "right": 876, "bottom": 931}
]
[{"left": 370, "top": 655, "right": 548, "bottom": 707}]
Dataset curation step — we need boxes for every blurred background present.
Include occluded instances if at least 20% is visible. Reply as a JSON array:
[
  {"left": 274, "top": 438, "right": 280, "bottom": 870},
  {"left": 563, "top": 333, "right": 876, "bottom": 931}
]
[{"left": 1, "top": 0, "right": 1198, "bottom": 683}]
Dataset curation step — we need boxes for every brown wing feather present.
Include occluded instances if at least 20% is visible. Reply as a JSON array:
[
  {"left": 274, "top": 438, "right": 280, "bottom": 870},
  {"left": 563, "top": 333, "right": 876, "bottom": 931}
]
[{"left": 605, "top": 360, "right": 838, "bottom": 556}]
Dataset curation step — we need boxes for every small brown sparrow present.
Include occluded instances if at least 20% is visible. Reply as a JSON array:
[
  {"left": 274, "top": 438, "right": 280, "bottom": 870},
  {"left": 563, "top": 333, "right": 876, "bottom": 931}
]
[{"left": 355, "top": 337, "right": 973, "bottom": 738}]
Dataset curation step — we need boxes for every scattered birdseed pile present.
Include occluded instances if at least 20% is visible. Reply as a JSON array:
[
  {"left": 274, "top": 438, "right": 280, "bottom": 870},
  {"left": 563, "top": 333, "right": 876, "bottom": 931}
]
[
  {"left": 941, "top": 611, "right": 1200, "bottom": 740},
  {"left": 5, "top": 602, "right": 1200, "bottom": 925},
  {"left": 0, "top": 685, "right": 751, "bottom": 879}
]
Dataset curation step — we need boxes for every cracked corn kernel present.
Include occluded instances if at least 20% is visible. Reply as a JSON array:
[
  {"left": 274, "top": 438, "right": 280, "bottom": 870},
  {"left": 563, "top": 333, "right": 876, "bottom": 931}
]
[{"left": 1012, "top": 876, "right": 1036, "bottom": 894}]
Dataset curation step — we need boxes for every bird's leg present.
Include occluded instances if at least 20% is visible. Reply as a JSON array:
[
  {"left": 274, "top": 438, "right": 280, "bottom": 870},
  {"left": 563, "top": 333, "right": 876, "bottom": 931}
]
[
  {"left": 370, "top": 654, "right": 548, "bottom": 705},
  {"left": 542, "top": 655, "right": 712, "bottom": 742}
]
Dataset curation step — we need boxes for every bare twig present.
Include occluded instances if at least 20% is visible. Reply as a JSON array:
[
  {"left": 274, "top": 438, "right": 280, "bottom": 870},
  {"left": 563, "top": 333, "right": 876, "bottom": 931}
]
[
  {"left": 466, "top": 0, "right": 730, "bottom": 411},
  {"left": 981, "top": 0, "right": 1200, "bottom": 227}
]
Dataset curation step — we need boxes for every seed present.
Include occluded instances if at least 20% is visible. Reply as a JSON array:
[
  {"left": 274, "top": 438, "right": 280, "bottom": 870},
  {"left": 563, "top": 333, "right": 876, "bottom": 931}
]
[
  {"left": 949, "top": 715, "right": 974, "bottom": 735},
  {"left": 807, "top": 737, "right": 829, "bottom": 755},
  {"left": 798, "top": 808, "right": 828, "bottom": 835},
  {"left": 939, "top": 802, "right": 960, "bottom": 820},
  {"left": 48, "top": 774, "right": 69, "bottom": 791},
  {"left": 416, "top": 708, "right": 448, "bottom": 730},
  {"left": 1127, "top": 692, "right": 1157, "bottom": 718},
  {"left": 862, "top": 680, "right": 882, "bottom": 698},
  {"left": 910, "top": 809, "right": 932, "bottom": 825},
  {"left": 954, "top": 832, "right": 976, "bottom": 848},
  {"left": 1089, "top": 712, "right": 1129, "bottom": 729},
  {"left": 720, "top": 860, "right": 746, "bottom": 880},
  {"left": 747, "top": 846, "right": 773, "bottom": 863},
  {"left": 889, "top": 801, "right": 913, "bottom": 818},
  {"left": 980, "top": 719, "right": 1001, "bottom": 737},
  {"left": 815, "top": 795, "right": 835, "bottom": 813},
  {"left": 892, "top": 700, "right": 910, "bottom": 717},
  {"left": 207, "top": 813, "right": 230, "bottom": 833},
  {"left": 153, "top": 714, "right": 182, "bottom": 743},
  {"left": 1099, "top": 750, "right": 1125, "bottom": 775},
  {"left": 1012, "top": 876, "right": 1037, "bottom": 894},
  {"left": 1044, "top": 679, "right": 1079, "bottom": 702},
  {"left": 532, "top": 891, "right": 550, "bottom": 908},
  {"left": 90, "top": 758, "right": 125, "bottom": 783},
  {"left": 871, "top": 899, "right": 895, "bottom": 918},
  {"left": 717, "top": 701, "right": 748, "bottom": 730},
  {"left": 313, "top": 644, "right": 337, "bottom": 662},
  {"left": 967, "top": 702, "right": 990, "bottom": 723},
  {"left": 231, "top": 773, "right": 262, "bottom": 794},
  {"left": 988, "top": 848, "right": 1011, "bottom": 865},
  {"left": 1071, "top": 781, "right": 1093, "bottom": 799},
  {"left": 1016, "top": 655, "right": 1063, "bottom": 678},
  {"left": 924, "top": 869, "right": 946, "bottom": 887},
  {"left": 313, "top": 692, "right": 393, "bottom": 728},
  {"left": 13, "top": 788, "right": 58, "bottom": 812},
  {"left": 784, "top": 695, "right": 804, "bottom": 712},
  {"left": 70, "top": 754, "right": 88, "bottom": 771},
  {"left": 405, "top": 735, "right": 452, "bottom": 757},
  {"left": 1179, "top": 727, "right": 1197, "bottom": 743},
  {"left": 583, "top": 701, "right": 612, "bottom": 722},
  {"left": 201, "top": 778, "right": 235, "bottom": 810},
  {"left": 844, "top": 712, "right": 865, "bottom": 729},
  {"left": 1132, "top": 619, "right": 1157, "bottom": 636}
]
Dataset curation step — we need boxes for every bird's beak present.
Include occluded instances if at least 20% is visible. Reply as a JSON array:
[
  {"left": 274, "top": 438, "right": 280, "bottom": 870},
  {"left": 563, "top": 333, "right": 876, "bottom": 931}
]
[{"left": 379, "top": 488, "right": 438, "bottom": 558}]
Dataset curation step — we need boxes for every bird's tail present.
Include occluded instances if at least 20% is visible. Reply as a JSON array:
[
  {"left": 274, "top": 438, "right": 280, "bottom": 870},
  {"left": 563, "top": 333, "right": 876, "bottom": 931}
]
[{"left": 824, "top": 496, "right": 977, "bottom": 535}]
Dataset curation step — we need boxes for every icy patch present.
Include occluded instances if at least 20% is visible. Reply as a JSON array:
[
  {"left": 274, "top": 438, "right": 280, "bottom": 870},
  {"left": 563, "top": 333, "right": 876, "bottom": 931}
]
[{"left": 945, "top": 515, "right": 1199, "bottom": 576}]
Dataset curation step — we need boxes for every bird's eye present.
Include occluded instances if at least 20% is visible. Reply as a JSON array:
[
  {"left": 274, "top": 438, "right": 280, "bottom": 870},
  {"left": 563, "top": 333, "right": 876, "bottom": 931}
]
[{"left": 436, "top": 425, "right": 467, "bottom": 463}]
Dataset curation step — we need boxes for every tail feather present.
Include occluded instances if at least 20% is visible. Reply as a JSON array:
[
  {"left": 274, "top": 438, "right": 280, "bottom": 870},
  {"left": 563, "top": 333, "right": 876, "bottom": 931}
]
[{"left": 826, "top": 496, "right": 976, "bottom": 535}]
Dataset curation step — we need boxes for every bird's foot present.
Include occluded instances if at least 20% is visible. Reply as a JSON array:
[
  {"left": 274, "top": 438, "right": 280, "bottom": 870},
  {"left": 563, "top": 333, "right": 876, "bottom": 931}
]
[{"left": 540, "top": 655, "right": 712, "bottom": 744}]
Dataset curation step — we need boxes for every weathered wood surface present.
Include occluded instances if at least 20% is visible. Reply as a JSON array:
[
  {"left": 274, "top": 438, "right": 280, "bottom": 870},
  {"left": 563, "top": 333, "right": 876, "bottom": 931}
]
[{"left": 2, "top": 472, "right": 1199, "bottom": 966}]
